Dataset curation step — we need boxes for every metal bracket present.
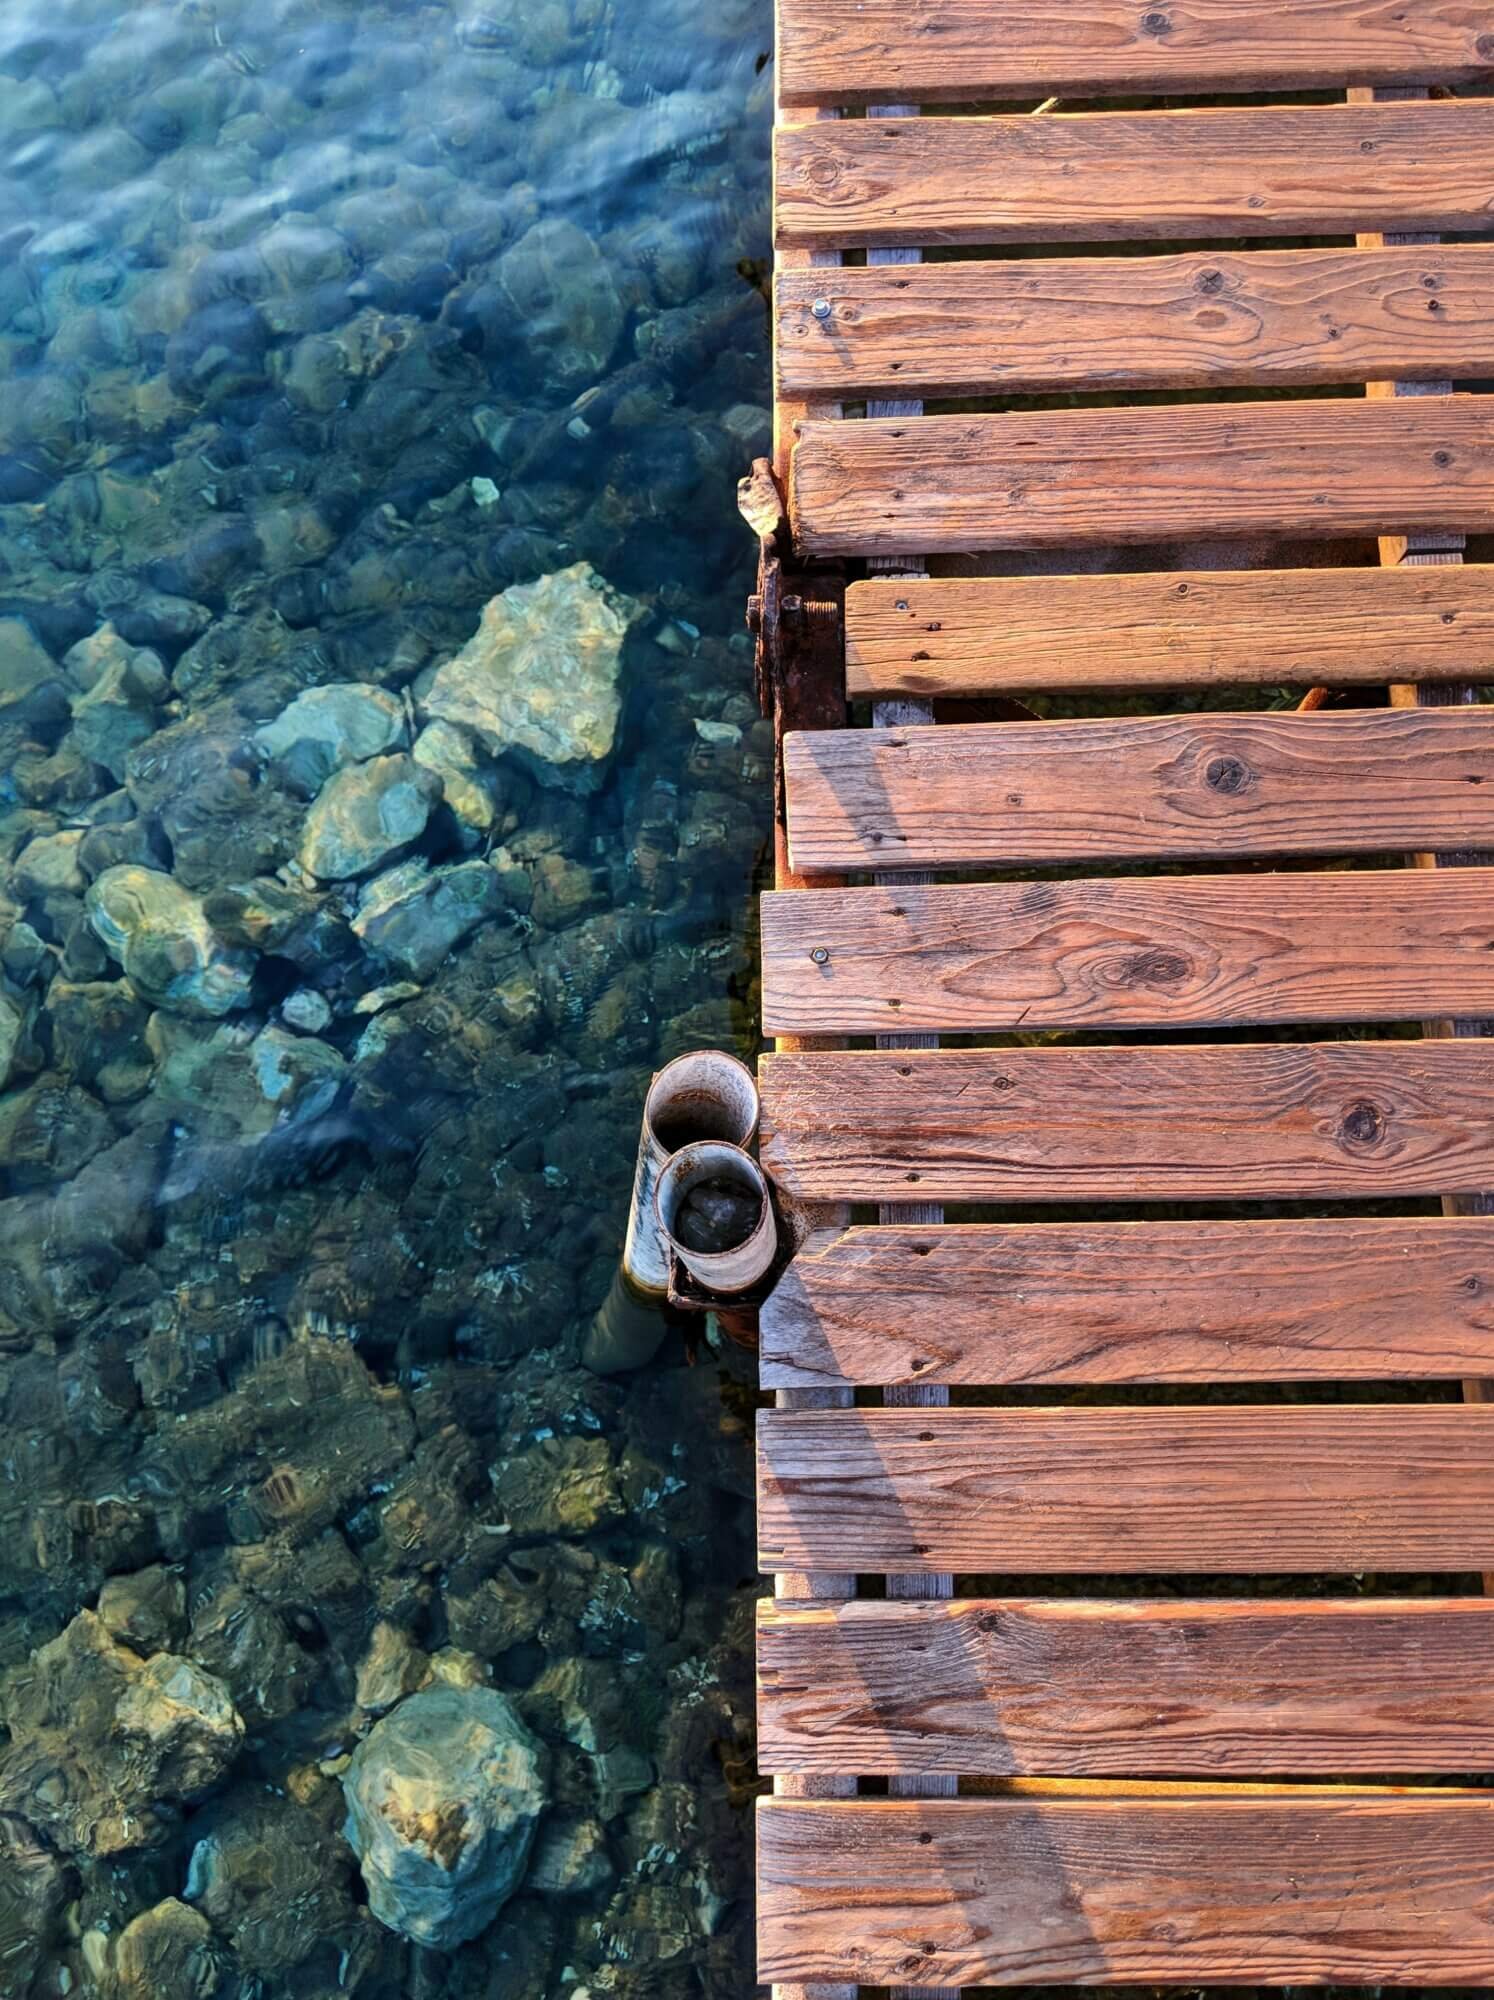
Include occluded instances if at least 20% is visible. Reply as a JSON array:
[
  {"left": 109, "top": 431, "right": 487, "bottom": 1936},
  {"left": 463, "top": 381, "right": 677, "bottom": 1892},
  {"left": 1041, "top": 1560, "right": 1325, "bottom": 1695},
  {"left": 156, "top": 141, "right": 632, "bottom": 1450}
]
[{"left": 738, "top": 457, "right": 845, "bottom": 832}]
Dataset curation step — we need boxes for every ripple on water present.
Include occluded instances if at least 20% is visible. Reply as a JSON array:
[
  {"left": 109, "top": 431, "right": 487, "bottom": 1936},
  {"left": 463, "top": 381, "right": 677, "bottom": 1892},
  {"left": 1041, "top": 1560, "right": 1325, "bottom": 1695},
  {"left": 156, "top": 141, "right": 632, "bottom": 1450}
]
[{"left": 0, "top": 0, "right": 772, "bottom": 1992}]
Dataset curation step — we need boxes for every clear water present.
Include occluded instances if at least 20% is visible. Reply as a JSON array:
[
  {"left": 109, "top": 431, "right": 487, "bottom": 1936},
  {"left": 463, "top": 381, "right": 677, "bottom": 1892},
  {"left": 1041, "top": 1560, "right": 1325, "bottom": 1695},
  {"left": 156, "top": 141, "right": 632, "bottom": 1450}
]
[{"left": 0, "top": 2, "right": 771, "bottom": 1992}]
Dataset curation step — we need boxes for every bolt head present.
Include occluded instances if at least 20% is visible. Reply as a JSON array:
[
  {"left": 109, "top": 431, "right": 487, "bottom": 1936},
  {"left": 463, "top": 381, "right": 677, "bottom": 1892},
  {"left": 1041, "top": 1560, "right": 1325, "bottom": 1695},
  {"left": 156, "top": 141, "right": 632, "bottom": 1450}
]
[
  {"left": 811, "top": 297, "right": 833, "bottom": 321},
  {"left": 810, "top": 946, "right": 830, "bottom": 965}
]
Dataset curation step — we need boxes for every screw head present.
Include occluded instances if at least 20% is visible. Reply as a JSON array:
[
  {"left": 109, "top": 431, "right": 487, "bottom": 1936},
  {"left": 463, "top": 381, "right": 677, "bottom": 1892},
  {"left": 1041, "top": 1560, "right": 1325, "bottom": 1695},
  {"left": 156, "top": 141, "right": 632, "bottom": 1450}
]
[{"left": 810, "top": 297, "right": 833, "bottom": 321}]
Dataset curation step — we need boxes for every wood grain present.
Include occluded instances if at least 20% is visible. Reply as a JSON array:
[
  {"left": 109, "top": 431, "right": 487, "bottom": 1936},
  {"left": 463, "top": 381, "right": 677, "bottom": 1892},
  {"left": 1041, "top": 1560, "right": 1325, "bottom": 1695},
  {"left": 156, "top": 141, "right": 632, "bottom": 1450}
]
[
  {"left": 778, "top": 247, "right": 1494, "bottom": 399},
  {"left": 777, "top": 0, "right": 1494, "bottom": 107},
  {"left": 790, "top": 397, "right": 1494, "bottom": 557},
  {"left": 758, "top": 1041, "right": 1494, "bottom": 1204},
  {"left": 756, "top": 1403, "right": 1494, "bottom": 1573},
  {"left": 758, "top": 1216, "right": 1494, "bottom": 1387},
  {"left": 775, "top": 101, "right": 1494, "bottom": 251},
  {"left": 784, "top": 706, "right": 1494, "bottom": 875},
  {"left": 844, "top": 564, "right": 1494, "bottom": 698},
  {"left": 784, "top": 708, "right": 1494, "bottom": 872},
  {"left": 762, "top": 869, "right": 1494, "bottom": 1036},
  {"left": 758, "top": 1595, "right": 1494, "bottom": 1774},
  {"left": 757, "top": 1794, "right": 1494, "bottom": 1986}
]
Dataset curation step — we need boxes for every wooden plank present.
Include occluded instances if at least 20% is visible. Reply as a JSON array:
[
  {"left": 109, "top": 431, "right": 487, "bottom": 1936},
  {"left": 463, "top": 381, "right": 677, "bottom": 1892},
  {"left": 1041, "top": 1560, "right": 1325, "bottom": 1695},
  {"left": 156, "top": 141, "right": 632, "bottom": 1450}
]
[
  {"left": 756, "top": 1402, "right": 1494, "bottom": 1574},
  {"left": 757, "top": 1040, "right": 1494, "bottom": 1204},
  {"left": 757, "top": 1794, "right": 1494, "bottom": 1986},
  {"left": 844, "top": 564, "right": 1494, "bottom": 699},
  {"left": 759, "top": 1216, "right": 1494, "bottom": 1388},
  {"left": 790, "top": 396, "right": 1494, "bottom": 558},
  {"left": 762, "top": 869, "right": 1494, "bottom": 1037},
  {"left": 783, "top": 706, "right": 1494, "bottom": 875},
  {"left": 774, "top": 101, "right": 1494, "bottom": 251},
  {"left": 778, "top": 246, "right": 1494, "bottom": 400},
  {"left": 777, "top": 0, "right": 1494, "bottom": 107},
  {"left": 758, "top": 1595, "right": 1494, "bottom": 1774}
]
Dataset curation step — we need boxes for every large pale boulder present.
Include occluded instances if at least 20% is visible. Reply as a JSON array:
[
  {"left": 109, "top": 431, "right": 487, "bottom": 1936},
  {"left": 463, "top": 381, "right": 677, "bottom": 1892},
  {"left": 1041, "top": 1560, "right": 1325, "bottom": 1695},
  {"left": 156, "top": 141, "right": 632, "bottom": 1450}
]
[
  {"left": 422, "top": 563, "right": 641, "bottom": 792},
  {"left": 341, "top": 1686, "right": 549, "bottom": 1948}
]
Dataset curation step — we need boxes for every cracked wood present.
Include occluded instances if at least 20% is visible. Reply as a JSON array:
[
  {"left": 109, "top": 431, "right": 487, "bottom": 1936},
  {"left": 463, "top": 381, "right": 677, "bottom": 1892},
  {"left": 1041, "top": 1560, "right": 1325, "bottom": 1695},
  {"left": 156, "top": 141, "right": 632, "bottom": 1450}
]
[
  {"left": 761, "top": 869, "right": 1494, "bottom": 1035},
  {"left": 776, "top": 0, "right": 1494, "bottom": 106},
  {"left": 757, "top": 1794, "right": 1494, "bottom": 1986},
  {"left": 757, "top": 1041, "right": 1494, "bottom": 1204},
  {"left": 775, "top": 101, "right": 1494, "bottom": 251},
  {"left": 778, "top": 247, "right": 1494, "bottom": 400},
  {"left": 757, "top": 1596, "right": 1494, "bottom": 1774},
  {"left": 790, "top": 397, "right": 1494, "bottom": 557},
  {"left": 783, "top": 707, "right": 1494, "bottom": 875},
  {"left": 758, "top": 1216, "right": 1494, "bottom": 1387},
  {"left": 845, "top": 565, "right": 1494, "bottom": 698},
  {"left": 756, "top": 1403, "right": 1494, "bottom": 1573}
]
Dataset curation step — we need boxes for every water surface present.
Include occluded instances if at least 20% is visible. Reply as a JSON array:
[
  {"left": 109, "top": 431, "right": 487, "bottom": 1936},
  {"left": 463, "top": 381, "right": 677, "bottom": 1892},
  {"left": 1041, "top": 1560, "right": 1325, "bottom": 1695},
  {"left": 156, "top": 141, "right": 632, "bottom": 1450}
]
[{"left": 0, "top": 1, "right": 772, "bottom": 1991}]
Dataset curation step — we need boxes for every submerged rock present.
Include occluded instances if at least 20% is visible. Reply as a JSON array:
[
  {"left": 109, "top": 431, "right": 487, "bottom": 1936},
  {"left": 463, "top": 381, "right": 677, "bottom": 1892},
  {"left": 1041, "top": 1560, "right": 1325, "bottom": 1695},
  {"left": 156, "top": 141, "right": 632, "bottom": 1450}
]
[
  {"left": 412, "top": 718, "right": 504, "bottom": 831},
  {"left": 0, "top": 1073, "right": 114, "bottom": 1190},
  {"left": 493, "top": 218, "right": 625, "bottom": 393},
  {"left": 422, "top": 563, "right": 641, "bottom": 791},
  {"left": 13, "top": 829, "right": 88, "bottom": 898},
  {"left": 0, "top": 992, "right": 22, "bottom": 1091},
  {"left": 110, "top": 1898, "right": 223, "bottom": 2000},
  {"left": 355, "top": 1621, "right": 429, "bottom": 1716},
  {"left": 0, "top": 1610, "right": 243, "bottom": 1856},
  {"left": 64, "top": 625, "right": 169, "bottom": 781},
  {"left": 253, "top": 682, "right": 407, "bottom": 797},
  {"left": 341, "top": 1685, "right": 549, "bottom": 1948},
  {"left": 351, "top": 856, "right": 502, "bottom": 980},
  {"left": 185, "top": 1789, "right": 354, "bottom": 1975},
  {"left": 0, "top": 619, "right": 68, "bottom": 729},
  {"left": 0, "top": 1814, "right": 70, "bottom": 1978},
  {"left": 86, "top": 865, "right": 256, "bottom": 1017},
  {"left": 299, "top": 753, "right": 441, "bottom": 880}
]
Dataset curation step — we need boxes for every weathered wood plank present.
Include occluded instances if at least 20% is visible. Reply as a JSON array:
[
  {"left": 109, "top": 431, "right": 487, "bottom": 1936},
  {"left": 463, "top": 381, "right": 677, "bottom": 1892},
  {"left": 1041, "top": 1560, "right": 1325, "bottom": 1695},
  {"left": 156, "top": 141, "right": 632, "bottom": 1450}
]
[
  {"left": 758, "top": 1216, "right": 1494, "bottom": 1388},
  {"left": 844, "top": 564, "right": 1494, "bottom": 699},
  {"left": 762, "top": 869, "right": 1494, "bottom": 1036},
  {"left": 777, "top": 0, "right": 1494, "bottom": 107},
  {"left": 790, "top": 397, "right": 1494, "bottom": 557},
  {"left": 775, "top": 102, "right": 1494, "bottom": 251},
  {"left": 784, "top": 707, "right": 1494, "bottom": 875},
  {"left": 778, "top": 247, "right": 1494, "bottom": 399},
  {"left": 758, "top": 1596, "right": 1494, "bottom": 1774},
  {"left": 756, "top": 1403, "right": 1494, "bottom": 1574},
  {"left": 758, "top": 1041, "right": 1494, "bottom": 1204},
  {"left": 757, "top": 1794, "right": 1494, "bottom": 1986}
]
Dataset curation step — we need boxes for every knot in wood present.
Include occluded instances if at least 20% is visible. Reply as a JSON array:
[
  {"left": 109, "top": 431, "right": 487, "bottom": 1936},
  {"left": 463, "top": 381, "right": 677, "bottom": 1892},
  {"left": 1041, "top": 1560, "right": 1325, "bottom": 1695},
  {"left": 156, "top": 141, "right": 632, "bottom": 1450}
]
[
  {"left": 1140, "top": 9, "right": 1171, "bottom": 31},
  {"left": 1340, "top": 1099, "right": 1385, "bottom": 1149},
  {"left": 1205, "top": 754, "right": 1251, "bottom": 795}
]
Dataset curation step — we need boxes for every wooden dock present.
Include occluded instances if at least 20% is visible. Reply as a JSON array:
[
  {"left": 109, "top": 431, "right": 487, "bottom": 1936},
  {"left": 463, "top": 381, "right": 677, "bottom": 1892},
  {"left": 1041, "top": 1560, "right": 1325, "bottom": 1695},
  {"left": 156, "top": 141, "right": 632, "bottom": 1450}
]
[{"left": 750, "top": 2, "right": 1494, "bottom": 1990}]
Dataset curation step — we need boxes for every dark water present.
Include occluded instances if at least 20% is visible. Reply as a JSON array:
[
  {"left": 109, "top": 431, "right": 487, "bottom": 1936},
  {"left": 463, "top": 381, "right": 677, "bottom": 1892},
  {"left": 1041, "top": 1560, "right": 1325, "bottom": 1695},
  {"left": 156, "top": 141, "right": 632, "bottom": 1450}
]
[{"left": 0, "top": 2, "right": 772, "bottom": 1992}]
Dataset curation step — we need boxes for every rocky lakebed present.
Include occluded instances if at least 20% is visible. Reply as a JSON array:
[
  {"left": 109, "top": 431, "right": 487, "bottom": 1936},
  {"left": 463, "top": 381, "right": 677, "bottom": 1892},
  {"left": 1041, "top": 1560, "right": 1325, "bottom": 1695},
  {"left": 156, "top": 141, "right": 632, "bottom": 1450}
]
[{"left": 0, "top": 1, "right": 774, "bottom": 1993}]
